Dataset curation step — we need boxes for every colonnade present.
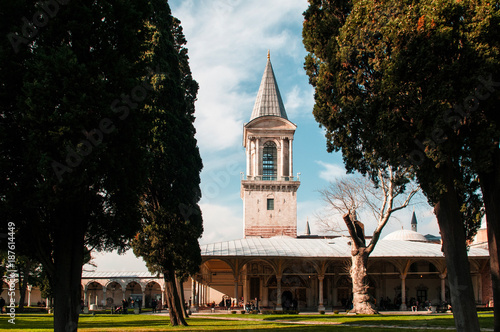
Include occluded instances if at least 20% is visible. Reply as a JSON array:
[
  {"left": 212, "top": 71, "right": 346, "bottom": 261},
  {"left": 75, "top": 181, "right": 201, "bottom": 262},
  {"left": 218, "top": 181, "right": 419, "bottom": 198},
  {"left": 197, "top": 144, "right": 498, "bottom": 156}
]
[{"left": 193, "top": 258, "right": 488, "bottom": 311}]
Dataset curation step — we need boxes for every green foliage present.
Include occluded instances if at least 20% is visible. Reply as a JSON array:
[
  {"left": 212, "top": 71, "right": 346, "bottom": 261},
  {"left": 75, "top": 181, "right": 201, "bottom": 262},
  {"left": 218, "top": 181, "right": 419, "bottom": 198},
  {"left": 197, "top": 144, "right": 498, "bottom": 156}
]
[
  {"left": 1, "top": 0, "right": 153, "bottom": 269},
  {"left": 130, "top": 0, "right": 202, "bottom": 281},
  {"left": 302, "top": 0, "right": 500, "bottom": 240},
  {"left": 0, "top": 0, "right": 196, "bottom": 329}
]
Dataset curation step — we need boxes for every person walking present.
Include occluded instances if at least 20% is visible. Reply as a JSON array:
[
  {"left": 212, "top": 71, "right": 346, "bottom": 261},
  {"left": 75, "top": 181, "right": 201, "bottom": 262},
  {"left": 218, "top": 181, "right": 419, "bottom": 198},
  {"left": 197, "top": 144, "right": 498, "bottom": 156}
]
[{"left": 151, "top": 299, "right": 157, "bottom": 313}]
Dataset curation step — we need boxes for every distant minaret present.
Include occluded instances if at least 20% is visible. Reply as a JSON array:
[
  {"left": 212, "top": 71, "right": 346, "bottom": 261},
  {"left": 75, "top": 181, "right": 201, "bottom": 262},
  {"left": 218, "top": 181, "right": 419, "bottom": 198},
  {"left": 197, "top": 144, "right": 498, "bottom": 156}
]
[
  {"left": 411, "top": 211, "right": 418, "bottom": 232},
  {"left": 304, "top": 218, "right": 311, "bottom": 236}
]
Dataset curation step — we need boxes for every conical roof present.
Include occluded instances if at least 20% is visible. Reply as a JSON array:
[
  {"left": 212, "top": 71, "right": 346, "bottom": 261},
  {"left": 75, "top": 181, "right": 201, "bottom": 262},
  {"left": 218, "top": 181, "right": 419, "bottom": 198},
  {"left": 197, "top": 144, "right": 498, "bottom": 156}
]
[
  {"left": 411, "top": 211, "right": 417, "bottom": 225},
  {"left": 250, "top": 51, "right": 288, "bottom": 121},
  {"left": 304, "top": 219, "right": 311, "bottom": 236}
]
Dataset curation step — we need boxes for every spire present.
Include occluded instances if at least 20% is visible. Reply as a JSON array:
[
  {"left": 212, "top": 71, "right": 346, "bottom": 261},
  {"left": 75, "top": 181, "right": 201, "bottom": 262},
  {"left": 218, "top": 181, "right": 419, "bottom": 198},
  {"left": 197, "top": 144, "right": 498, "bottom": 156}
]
[
  {"left": 411, "top": 210, "right": 417, "bottom": 232},
  {"left": 250, "top": 51, "right": 288, "bottom": 120},
  {"left": 304, "top": 218, "right": 311, "bottom": 236}
]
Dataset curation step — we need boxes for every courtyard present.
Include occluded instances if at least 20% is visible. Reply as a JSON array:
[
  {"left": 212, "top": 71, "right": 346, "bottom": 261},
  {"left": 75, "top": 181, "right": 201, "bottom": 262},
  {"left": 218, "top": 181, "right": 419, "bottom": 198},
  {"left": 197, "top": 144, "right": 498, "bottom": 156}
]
[{"left": 0, "top": 311, "right": 494, "bottom": 331}]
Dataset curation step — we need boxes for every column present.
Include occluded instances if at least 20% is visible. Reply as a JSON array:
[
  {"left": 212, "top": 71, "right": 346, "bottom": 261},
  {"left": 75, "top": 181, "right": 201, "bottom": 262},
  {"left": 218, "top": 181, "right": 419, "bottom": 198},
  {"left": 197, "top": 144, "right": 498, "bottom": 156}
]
[
  {"left": 280, "top": 138, "right": 285, "bottom": 179},
  {"left": 204, "top": 284, "right": 207, "bottom": 305},
  {"left": 472, "top": 274, "right": 480, "bottom": 303},
  {"left": 243, "top": 275, "right": 248, "bottom": 305},
  {"left": 318, "top": 275, "right": 325, "bottom": 311},
  {"left": 276, "top": 275, "right": 283, "bottom": 311},
  {"left": 234, "top": 279, "right": 239, "bottom": 307},
  {"left": 205, "top": 283, "right": 210, "bottom": 306},
  {"left": 161, "top": 288, "right": 165, "bottom": 309},
  {"left": 246, "top": 139, "right": 251, "bottom": 177},
  {"left": 197, "top": 282, "right": 202, "bottom": 306},
  {"left": 477, "top": 274, "right": 482, "bottom": 304},
  {"left": 191, "top": 279, "right": 197, "bottom": 308},
  {"left": 102, "top": 286, "right": 107, "bottom": 308},
  {"left": 440, "top": 273, "right": 447, "bottom": 302},
  {"left": 332, "top": 276, "right": 338, "bottom": 307},
  {"left": 288, "top": 138, "right": 293, "bottom": 177},
  {"left": 199, "top": 284, "right": 203, "bottom": 306},
  {"left": 84, "top": 289, "right": 88, "bottom": 306},
  {"left": 259, "top": 277, "right": 264, "bottom": 304},
  {"left": 255, "top": 138, "right": 260, "bottom": 176},
  {"left": 263, "top": 284, "right": 269, "bottom": 306},
  {"left": 27, "top": 285, "right": 32, "bottom": 307},
  {"left": 400, "top": 274, "right": 407, "bottom": 310}
]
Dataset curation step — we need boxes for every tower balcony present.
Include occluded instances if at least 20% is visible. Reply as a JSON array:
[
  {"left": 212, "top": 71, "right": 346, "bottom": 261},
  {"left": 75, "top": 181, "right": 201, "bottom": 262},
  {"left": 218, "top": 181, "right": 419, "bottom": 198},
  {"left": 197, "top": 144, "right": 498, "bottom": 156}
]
[{"left": 240, "top": 173, "right": 300, "bottom": 182}]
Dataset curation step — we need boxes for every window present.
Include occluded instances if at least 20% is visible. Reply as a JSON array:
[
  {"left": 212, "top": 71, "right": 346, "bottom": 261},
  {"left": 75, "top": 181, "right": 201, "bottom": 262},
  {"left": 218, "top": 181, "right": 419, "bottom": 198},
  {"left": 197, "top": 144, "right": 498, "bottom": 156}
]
[
  {"left": 263, "top": 141, "right": 277, "bottom": 180},
  {"left": 267, "top": 198, "right": 274, "bottom": 210}
]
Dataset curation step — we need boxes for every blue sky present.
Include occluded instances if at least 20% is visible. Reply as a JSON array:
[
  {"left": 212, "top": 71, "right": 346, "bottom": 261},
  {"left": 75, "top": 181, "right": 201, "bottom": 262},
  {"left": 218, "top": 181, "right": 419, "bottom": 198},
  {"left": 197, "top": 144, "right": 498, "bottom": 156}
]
[{"left": 88, "top": 0, "right": 439, "bottom": 272}]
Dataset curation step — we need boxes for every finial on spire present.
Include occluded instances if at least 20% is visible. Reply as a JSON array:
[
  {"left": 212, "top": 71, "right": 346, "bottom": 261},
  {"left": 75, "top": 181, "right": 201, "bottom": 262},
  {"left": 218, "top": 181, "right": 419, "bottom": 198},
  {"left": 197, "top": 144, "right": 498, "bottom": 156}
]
[{"left": 267, "top": 49, "right": 270, "bottom": 60}]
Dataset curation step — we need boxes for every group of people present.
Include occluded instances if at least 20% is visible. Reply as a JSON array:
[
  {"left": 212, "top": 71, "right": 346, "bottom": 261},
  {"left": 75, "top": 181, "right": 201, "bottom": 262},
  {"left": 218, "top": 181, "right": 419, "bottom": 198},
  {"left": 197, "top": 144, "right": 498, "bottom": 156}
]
[
  {"left": 150, "top": 299, "right": 160, "bottom": 313},
  {"left": 218, "top": 297, "right": 233, "bottom": 309},
  {"left": 114, "top": 298, "right": 142, "bottom": 313},
  {"left": 409, "top": 298, "right": 433, "bottom": 312}
]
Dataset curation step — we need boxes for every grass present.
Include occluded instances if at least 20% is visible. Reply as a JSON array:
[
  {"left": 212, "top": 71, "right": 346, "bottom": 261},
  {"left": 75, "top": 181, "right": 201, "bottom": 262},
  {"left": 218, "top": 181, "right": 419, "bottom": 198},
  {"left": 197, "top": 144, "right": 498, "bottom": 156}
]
[{"left": 0, "top": 312, "right": 494, "bottom": 331}]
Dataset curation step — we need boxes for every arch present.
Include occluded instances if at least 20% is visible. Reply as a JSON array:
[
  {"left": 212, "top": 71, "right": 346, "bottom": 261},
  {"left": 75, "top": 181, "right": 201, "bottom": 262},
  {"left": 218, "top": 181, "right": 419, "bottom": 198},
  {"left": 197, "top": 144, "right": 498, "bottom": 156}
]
[
  {"left": 407, "top": 259, "right": 441, "bottom": 276},
  {"left": 105, "top": 281, "right": 123, "bottom": 307},
  {"left": 281, "top": 259, "right": 317, "bottom": 276},
  {"left": 85, "top": 280, "right": 104, "bottom": 291},
  {"left": 125, "top": 280, "right": 143, "bottom": 294},
  {"left": 262, "top": 141, "right": 277, "bottom": 180},
  {"left": 86, "top": 281, "right": 104, "bottom": 307},
  {"left": 367, "top": 259, "right": 401, "bottom": 274},
  {"left": 243, "top": 259, "right": 276, "bottom": 276},
  {"left": 105, "top": 279, "right": 125, "bottom": 290},
  {"left": 144, "top": 281, "right": 162, "bottom": 308}
]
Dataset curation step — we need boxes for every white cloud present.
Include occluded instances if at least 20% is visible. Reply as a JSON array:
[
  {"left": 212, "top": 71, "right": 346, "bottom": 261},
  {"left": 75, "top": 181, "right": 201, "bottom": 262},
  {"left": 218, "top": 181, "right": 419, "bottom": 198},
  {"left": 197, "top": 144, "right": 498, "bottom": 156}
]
[
  {"left": 199, "top": 202, "right": 243, "bottom": 244},
  {"left": 171, "top": 0, "right": 309, "bottom": 153},
  {"left": 284, "top": 85, "right": 314, "bottom": 119},
  {"left": 315, "top": 160, "right": 348, "bottom": 182},
  {"left": 86, "top": 250, "right": 148, "bottom": 272}
]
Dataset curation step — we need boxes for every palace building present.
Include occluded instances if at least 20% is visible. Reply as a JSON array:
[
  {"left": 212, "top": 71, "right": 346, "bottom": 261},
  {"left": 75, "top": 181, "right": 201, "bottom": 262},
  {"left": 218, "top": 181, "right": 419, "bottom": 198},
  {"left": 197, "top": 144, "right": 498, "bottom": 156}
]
[
  {"left": 191, "top": 53, "right": 492, "bottom": 312},
  {"left": 1, "top": 54, "right": 492, "bottom": 312}
]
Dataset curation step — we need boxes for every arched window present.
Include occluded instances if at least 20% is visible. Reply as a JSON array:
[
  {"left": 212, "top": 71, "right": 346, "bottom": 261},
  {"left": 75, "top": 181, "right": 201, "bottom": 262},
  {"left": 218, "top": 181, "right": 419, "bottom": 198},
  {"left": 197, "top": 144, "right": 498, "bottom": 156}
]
[{"left": 262, "top": 141, "right": 277, "bottom": 180}]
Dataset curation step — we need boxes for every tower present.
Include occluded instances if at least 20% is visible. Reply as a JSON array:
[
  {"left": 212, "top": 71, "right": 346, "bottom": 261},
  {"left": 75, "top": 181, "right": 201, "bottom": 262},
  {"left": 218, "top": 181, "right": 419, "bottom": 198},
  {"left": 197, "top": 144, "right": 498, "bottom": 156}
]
[
  {"left": 241, "top": 52, "right": 300, "bottom": 238},
  {"left": 411, "top": 211, "right": 418, "bottom": 232}
]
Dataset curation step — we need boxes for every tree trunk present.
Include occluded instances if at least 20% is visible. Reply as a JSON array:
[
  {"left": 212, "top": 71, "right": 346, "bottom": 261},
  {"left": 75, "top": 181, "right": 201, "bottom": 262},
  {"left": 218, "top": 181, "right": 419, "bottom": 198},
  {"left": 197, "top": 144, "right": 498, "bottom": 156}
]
[
  {"left": 52, "top": 211, "right": 86, "bottom": 332},
  {"left": 349, "top": 247, "right": 377, "bottom": 314},
  {"left": 479, "top": 148, "right": 500, "bottom": 332},
  {"left": 18, "top": 259, "right": 30, "bottom": 312},
  {"left": 164, "top": 269, "right": 187, "bottom": 326},
  {"left": 176, "top": 276, "right": 189, "bottom": 318},
  {"left": 434, "top": 166, "right": 480, "bottom": 332}
]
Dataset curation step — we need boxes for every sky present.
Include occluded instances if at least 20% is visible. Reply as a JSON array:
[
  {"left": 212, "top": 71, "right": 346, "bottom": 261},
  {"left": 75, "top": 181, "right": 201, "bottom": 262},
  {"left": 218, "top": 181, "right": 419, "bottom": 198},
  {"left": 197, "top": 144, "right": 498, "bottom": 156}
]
[{"left": 86, "top": 0, "right": 439, "bottom": 272}]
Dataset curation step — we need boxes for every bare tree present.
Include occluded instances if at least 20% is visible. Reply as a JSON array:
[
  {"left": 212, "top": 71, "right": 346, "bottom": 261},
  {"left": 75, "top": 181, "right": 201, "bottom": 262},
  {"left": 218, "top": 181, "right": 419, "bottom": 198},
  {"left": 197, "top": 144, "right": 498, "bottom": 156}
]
[{"left": 318, "top": 167, "right": 419, "bottom": 314}]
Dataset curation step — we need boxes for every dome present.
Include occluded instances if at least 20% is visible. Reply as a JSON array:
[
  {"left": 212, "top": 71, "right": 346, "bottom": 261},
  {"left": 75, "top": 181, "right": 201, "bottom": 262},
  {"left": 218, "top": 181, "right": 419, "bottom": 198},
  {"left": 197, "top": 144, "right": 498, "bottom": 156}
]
[{"left": 383, "top": 229, "right": 428, "bottom": 242}]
